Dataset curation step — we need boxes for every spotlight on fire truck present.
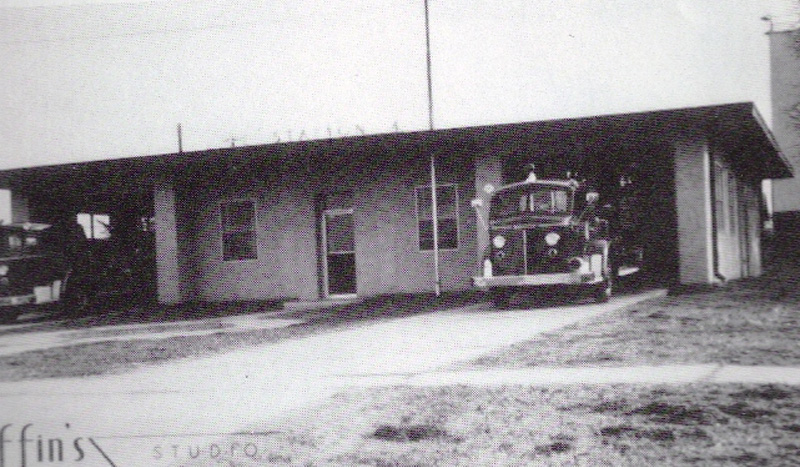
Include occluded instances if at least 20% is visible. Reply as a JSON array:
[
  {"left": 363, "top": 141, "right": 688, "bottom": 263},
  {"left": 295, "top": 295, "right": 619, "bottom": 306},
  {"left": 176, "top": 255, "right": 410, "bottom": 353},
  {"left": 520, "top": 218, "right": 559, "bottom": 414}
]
[{"left": 526, "top": 163, "right": 537, "bottom": 182}]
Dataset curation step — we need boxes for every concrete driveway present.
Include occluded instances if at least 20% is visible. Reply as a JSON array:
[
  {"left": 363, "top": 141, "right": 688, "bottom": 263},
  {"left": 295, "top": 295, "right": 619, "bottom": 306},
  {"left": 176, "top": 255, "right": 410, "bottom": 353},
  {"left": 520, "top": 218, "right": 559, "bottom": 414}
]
[{"left": 0, "top": 290, "right": 662, "bottom": 466}]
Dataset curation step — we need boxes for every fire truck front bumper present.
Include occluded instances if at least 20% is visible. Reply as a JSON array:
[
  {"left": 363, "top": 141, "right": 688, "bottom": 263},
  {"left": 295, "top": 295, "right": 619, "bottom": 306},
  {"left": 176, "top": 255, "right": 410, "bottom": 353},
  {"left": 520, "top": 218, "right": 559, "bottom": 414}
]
[{"left": 473, "top": 272, "right": 602, "bottom": 288}]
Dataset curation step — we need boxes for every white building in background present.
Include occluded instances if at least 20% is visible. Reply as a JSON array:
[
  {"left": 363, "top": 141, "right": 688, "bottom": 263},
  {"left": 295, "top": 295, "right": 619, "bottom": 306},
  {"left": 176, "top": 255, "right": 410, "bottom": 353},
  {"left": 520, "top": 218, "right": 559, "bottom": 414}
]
[{"left": 769, "top": 25, "right": 800, "bottom": 230}]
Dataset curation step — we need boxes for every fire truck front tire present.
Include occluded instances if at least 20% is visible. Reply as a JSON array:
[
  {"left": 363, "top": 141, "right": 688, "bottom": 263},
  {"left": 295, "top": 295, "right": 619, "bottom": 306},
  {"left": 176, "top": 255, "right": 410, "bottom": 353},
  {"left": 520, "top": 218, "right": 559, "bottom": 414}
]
[
  {"left": 58, "top": 277, "right": 91, "bottom": 318},
  {"left": 594, "top": 279, "right": 612, "bottom": 303}
]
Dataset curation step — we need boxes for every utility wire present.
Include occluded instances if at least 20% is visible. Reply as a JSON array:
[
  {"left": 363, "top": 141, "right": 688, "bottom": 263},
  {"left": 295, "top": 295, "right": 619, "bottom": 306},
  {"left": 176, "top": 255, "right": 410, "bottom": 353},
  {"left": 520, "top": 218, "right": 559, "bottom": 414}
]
[{"left": 0, "top": 19, "right": 261, "bottom": 45}]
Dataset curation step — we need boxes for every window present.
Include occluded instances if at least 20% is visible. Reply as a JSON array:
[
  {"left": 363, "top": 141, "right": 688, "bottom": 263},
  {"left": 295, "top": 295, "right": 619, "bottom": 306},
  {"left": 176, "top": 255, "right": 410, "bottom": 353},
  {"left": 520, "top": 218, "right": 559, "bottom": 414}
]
[
  {"left": 221, "top": 200, "right": 257, "bottom": 261},
  {"left": 491, "top": 186, "right": 571, "bottom": 219},
  {"left": 76, "top": 213, "right": 111, "bottom": 240},
  {"left": 416, "top": 184, "right": 458, "bottom": 251}
]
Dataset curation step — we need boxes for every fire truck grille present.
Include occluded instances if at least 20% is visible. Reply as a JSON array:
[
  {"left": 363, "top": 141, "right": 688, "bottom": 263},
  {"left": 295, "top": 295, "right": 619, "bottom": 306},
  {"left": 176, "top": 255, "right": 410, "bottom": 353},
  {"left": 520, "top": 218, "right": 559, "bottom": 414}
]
[
  {"left": 525, "top": 228, "right": 574, "bottom": 274},
  {"left": 492, "top": 230, "right": 524, "bottom": 276}
]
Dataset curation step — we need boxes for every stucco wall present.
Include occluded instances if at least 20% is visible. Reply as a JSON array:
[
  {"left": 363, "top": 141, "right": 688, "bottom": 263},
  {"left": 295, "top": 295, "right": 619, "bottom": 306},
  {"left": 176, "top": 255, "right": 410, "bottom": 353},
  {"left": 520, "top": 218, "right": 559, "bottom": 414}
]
[
  {"left": 673, "top": 136, "right": 714, "bottom": 284},
  {"left": 672, "top": 135, "right": 765, "bottom": 284},
  {"left": 153, "top": 181, "right": 182, "bottom": 304},
  {"left": 172, "top": 144, "right": 477, "bottom": 302},
  {"left": 314, "top": 143, "right": 477, "bottom": 296},
  {"left": 174, "top": 153, "right": 318, "bottom": 302}
]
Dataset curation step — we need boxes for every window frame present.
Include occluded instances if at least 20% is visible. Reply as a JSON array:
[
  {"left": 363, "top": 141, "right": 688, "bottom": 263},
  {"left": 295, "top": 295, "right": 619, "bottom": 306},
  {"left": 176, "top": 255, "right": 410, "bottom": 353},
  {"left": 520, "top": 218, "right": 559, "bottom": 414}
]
[
  {"left": 76, "top": 212, "right": 111, "bottom": 240},
  {"left": 415, "top": 183, "right": 460, "bottom": 252},
  {"left": 219, "top": 199, "right": 259, "bottom": 262}
]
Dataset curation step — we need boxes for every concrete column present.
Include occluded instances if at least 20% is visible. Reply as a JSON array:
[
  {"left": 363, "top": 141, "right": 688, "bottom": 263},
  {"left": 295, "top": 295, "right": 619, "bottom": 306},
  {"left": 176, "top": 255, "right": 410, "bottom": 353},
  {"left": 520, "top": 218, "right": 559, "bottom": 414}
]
[
  {"left": 154, "top": 180, "right": 182, "bottom": 304},
  {"left": 474, "top": 152, "right": 503, "bottom": 268},
  {"left": 673, "top": 137, "right": 714, "bottom": 284},
  {"left": 10, "top": 191, "right": 30, "bottom": 223}
]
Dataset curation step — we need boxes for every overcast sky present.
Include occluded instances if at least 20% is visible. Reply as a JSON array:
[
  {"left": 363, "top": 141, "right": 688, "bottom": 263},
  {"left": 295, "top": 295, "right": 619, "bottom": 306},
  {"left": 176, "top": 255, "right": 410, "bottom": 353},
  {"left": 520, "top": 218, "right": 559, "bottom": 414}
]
[{"left": 1, "top": 0, "right": 799, "bottom": 172}]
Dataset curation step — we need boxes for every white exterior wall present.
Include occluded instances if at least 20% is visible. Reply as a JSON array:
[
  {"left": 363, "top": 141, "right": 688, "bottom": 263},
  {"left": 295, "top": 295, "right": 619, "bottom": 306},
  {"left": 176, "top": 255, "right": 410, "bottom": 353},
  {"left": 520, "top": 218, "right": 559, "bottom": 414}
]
[
  {"left": 172, "top": 147, "right": 477, "bottom": 303},
  {"left": 673, "top": 136, "right": 715, "bottom": 284},
  {"left": 179, "top": 155, "right": 319, "bottom": 302},
  {"left": 673, "top": 135, "right": 765, "bottom": 285}
]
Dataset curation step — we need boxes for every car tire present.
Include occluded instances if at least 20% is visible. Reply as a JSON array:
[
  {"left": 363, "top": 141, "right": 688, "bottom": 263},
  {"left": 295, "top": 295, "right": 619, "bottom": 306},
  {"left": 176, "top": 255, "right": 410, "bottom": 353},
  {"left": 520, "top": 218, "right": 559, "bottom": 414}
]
[{"left": 0, "top": 307, "right": 18, "bottom": 325}]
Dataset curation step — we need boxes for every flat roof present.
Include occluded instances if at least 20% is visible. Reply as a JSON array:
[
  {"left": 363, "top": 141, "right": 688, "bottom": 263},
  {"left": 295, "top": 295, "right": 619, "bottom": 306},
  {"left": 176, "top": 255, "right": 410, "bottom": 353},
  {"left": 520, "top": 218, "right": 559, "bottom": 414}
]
[{"left": 0, "top": 102, "right": 791, "bottom": 192}]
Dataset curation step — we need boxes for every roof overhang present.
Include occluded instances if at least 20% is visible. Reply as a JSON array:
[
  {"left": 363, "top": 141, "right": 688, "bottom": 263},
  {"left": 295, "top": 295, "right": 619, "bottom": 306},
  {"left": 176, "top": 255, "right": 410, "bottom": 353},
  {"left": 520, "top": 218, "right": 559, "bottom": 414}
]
[{"left": 0, "top": 102, "right": 791, "bottom": 193}]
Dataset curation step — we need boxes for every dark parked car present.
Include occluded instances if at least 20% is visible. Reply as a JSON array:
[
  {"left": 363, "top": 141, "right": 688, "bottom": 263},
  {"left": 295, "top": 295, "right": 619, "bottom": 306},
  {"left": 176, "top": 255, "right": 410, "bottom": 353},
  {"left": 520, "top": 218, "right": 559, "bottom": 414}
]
[{"left": 0, "top": 222, "right": 90, "bottom": 323}]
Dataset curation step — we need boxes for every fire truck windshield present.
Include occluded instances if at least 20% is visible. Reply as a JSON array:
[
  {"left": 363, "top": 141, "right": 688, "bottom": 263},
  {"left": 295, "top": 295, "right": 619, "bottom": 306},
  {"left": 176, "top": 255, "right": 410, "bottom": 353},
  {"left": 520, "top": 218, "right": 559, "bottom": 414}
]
[{"left": 490, "top": 185, "right": 572, "bottom": 219}]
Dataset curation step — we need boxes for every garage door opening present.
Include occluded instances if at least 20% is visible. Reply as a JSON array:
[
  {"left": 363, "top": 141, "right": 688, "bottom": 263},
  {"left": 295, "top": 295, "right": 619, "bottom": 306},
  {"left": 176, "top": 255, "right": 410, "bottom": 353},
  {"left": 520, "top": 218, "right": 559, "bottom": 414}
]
[
  {"left": 25, "top": 187, "right": 158, "bottom": 306},
  {"left": 501, "top": 138, "right": 679, "bottom": 288}
]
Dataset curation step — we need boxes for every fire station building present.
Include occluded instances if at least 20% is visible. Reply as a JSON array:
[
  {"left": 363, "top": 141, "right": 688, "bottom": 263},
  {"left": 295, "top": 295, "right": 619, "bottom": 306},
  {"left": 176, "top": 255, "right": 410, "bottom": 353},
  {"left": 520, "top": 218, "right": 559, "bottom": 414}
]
[{"left": 0, "top": 102, "right": 791, "bottom": 305}]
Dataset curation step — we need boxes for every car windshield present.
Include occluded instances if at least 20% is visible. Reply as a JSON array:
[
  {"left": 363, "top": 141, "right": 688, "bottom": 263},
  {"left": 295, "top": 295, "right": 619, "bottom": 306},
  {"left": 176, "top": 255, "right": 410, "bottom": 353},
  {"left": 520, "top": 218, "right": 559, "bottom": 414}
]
[{"left": 490, "top": 185, "right": 572, "bottom": 219}]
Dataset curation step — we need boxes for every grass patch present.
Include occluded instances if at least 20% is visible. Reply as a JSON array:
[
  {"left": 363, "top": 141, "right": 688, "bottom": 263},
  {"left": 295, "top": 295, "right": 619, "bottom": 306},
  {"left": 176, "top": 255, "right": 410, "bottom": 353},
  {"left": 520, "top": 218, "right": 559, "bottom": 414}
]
[
  {"left": 195, "top": 383, "right": 800, "bottom": 466},
  {"left": 464, "top": 258, "right": 800, "bottom": 369}
]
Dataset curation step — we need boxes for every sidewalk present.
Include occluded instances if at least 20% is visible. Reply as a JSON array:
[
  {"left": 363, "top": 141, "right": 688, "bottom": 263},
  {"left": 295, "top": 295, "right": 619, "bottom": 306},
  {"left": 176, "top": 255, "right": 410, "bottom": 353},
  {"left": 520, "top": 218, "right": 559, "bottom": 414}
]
[
  {"left": 335, "top": 364, "right": 800, "bottom": 387},
  {"left": 0, "top": 313, "right": 303, "bottom": 356}
]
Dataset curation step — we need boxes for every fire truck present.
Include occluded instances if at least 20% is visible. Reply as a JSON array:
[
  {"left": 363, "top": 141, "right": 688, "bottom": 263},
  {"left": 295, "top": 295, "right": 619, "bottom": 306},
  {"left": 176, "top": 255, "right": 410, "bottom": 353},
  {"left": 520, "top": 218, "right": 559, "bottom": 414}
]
[{"left": 472, "top": 168, "right": 643, "bottom": 307}]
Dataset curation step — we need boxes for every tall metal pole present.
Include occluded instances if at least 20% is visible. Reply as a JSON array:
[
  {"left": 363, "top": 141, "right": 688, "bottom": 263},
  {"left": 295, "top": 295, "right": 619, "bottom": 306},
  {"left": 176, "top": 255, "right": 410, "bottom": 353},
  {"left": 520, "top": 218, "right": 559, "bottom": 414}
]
[
  {"left": 424, "top": 0, "right": 441, "bottom": 296},
  {"left": 177, "top": 123, "right": 183, "bottom": 154}
]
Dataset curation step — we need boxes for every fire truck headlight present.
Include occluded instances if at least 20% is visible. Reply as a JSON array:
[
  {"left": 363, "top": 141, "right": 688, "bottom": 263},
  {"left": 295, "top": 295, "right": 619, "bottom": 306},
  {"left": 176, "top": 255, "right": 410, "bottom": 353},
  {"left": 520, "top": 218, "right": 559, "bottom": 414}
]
[
  {"left": 492, "top": 235, "right": 506, "bottom": 249},
  {"left": 0, "top": 264, "right": 8, "bottom": 276},
  {"left": 545, "top": 232, "right": 561, "bottom": 246}
]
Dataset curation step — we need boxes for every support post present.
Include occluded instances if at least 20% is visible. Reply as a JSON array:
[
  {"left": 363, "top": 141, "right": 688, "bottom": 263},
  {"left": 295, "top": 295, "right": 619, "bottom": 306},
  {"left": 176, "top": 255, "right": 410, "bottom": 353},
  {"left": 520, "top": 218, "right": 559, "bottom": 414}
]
[{"left": 424, "top": 0, "right": 440, "bottom": 296}]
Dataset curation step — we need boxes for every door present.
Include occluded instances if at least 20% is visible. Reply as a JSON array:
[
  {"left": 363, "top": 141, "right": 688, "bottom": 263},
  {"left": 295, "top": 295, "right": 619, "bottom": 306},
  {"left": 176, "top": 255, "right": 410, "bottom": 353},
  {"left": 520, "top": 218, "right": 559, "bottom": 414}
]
[
  {"left": 739, "top": 185, "right": 751, "bottom": 277},
  {"left": 322, "top": 208, "right": 356, "bottom": 297}
]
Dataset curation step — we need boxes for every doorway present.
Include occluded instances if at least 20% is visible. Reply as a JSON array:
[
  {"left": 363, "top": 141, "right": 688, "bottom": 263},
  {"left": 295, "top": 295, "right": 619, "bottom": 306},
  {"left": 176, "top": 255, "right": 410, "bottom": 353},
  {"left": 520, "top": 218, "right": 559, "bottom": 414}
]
[{"left": 322, "top": 208, "right": 356, "bottom": 297}]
